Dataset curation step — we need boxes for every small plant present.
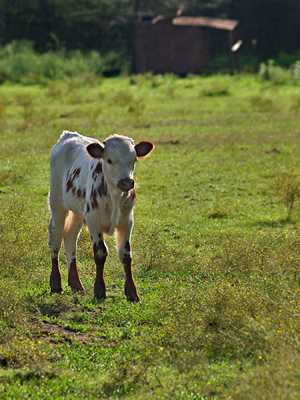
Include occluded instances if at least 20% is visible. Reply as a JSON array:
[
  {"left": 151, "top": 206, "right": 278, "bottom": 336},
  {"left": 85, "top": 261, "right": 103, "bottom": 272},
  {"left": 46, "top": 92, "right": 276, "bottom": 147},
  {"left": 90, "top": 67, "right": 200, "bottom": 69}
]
[
  {"left": 127, "top": 98, "right": 146, "bottom": 121},
  {"left": 199, "top": 82, "right": 230, "bottom": 97},
  {"left": 112, "top": 89, "right": 134, "bottom": 107},
  {"left": 290, "top": 61, "right": 300, "bottom": 82},
  {"left": 208, "top": 208, "right": 228, "bottom": 220},
  {"left": 259, "top": 60, "right": 290, "bottom": 84},
  {"left": 248, "top": 95, "right": 276, "bottom": 112},
  {"left": 15, "top": 94, "right": 34, "bottom": 128},
  {"left": 276, "top": 172, "right": 300, "bottom": 220},
  {"left": 0, "top": 100, "right": 6, "bottom": 122},
  {"left": 47, "top": 81, "right": 66, "bottom": 98},
  {"left": 164, "top": 84, "right": 176, "bottom": 98}
]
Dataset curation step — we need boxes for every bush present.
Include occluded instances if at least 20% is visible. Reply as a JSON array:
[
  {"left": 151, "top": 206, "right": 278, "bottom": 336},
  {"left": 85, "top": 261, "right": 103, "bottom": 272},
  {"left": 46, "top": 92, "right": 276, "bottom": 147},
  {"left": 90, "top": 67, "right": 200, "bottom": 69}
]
[
  {"left": 0, "top": 41, "right": 127, "bottom": 84},
  {"left": 259, "top": 60, "right": 291, "bottom": 84},
  {"left": 277, "top": 51, "right": 300, "bottom": 68},
  {"left": 259, "top": 58, "right": 300, "bottom": 84}
]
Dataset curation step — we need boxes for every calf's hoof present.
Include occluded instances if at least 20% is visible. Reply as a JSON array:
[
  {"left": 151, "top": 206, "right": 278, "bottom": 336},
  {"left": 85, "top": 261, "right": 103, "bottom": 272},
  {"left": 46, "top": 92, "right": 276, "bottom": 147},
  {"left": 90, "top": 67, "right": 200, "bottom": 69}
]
[
  {"left": 125, "top": 282, "right": 139, "bottom": 303},
  {"left": 94, "top": 282, "right": 106, "bottom": 300},
  {"left": 68, "top": 277, "right": 85, "bottom": 294},
  {"left": 70, "top": 283, "right": 85, "bottom": 294},
  {"left": 68, "top": 263, "right": 84, "bottom": 294},
  {"left": 50, "top": 273, "right": 62, "bottom": 294},
  {"left": 50, "top": 286, "right": 62, "bottom": 294}
]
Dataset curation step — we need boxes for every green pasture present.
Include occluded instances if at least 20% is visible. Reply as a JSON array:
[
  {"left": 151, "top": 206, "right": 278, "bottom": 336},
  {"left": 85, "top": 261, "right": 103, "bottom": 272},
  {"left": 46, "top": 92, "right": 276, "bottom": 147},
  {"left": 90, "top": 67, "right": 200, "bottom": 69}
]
[{"left": 0, "top": 74, "right": 299, "bottom": 399}]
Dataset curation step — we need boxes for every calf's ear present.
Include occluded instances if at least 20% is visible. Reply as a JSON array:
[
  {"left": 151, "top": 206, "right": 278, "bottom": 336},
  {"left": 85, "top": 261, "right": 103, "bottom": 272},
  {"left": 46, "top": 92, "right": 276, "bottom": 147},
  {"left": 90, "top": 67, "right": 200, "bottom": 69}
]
[
  {"left": 86, "top": 142, "right": 105, "bottom": 158},
  {"left": 135, "top": 141, "right": 154, "bottom": 158}
]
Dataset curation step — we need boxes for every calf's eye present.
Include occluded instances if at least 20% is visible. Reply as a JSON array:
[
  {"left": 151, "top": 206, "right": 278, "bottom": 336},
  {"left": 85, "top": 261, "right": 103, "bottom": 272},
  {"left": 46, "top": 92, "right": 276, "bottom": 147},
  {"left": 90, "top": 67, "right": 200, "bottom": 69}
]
[{"left": 107, "top": 159, "right": 112, "bottom": 164}]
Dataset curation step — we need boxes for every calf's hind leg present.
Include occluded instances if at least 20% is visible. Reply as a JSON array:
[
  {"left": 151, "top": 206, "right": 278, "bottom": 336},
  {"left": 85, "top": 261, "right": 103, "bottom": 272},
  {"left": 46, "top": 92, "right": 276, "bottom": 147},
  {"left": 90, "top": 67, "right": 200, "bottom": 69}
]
[
  {"left": 63, "top": 212, "right": 84, "bottom": 293},
  {"left": 48, "top": 207, "right": 67, "bottom": 293}
]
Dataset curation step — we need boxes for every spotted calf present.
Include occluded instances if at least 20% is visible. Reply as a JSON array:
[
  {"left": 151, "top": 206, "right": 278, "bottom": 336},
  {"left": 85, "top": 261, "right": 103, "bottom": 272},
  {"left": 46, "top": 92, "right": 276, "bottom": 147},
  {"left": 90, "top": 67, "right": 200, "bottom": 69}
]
[{"left": 48, "top": 131, "right": 154, "bottom": 301}]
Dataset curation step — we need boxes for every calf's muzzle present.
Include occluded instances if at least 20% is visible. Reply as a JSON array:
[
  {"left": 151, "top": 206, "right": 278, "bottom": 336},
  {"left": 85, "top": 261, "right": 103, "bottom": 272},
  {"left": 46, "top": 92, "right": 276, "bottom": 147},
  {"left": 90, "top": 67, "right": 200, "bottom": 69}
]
[{"left": 117, "top": 178, "right": 134, "bottom": 192}]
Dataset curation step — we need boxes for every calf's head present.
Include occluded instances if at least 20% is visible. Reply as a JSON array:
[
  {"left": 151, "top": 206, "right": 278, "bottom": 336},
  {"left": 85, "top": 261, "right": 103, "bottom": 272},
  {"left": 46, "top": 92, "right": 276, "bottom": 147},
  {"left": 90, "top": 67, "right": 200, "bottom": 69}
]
[{"left": 87, "top": 135, "right": 154, "bottom": 192}]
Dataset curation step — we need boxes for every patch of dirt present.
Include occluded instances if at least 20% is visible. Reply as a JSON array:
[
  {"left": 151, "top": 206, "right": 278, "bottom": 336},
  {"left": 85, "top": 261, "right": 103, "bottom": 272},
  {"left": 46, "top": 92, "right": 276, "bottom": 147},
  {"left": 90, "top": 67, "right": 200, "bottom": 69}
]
[
  {"left": 38, "top": 322, "right": 91, "bottom": 344},
  {"left": 265, "top": 147, "right": 281, "bottom": 155},
  {"left": 36, "top": 322, "right": 117, "bottom": 347},
  {"left": 37, "top": 302, "right": 73, "bottom": 318}
]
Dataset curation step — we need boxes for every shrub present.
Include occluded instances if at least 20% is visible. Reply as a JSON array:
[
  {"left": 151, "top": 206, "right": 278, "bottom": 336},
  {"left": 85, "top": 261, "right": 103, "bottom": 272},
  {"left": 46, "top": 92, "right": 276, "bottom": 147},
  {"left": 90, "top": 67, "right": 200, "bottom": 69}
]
[
  {"left": 290, "top": 61, "right": 300, "bottom": 82},
  {"left": 199, "top": 81, "right": 230, "bottom": 97},
  {"left": 259, "top": 60, "right": 290, "bottom": 84}
]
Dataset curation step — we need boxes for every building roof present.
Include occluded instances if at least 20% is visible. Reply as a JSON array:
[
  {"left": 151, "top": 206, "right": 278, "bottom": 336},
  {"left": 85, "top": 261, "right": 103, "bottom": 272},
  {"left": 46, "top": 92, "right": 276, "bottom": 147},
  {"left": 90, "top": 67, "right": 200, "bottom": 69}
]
[{"left": 172, "top": 16, "right": 239, "bottom": 31}]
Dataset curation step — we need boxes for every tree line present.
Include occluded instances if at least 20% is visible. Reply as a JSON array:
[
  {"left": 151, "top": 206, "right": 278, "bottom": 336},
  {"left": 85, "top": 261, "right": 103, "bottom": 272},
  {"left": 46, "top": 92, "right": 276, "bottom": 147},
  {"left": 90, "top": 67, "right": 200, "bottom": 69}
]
[{"left": 0, "top": 1, "right": 299, "bottom": 60}]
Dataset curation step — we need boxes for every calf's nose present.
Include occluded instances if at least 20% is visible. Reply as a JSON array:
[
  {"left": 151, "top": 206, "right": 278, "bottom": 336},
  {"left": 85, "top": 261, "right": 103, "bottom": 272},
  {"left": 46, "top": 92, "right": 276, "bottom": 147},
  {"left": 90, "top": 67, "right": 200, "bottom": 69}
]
[{"left": 118, "top": 178, "right": 134, "bottom": 192}]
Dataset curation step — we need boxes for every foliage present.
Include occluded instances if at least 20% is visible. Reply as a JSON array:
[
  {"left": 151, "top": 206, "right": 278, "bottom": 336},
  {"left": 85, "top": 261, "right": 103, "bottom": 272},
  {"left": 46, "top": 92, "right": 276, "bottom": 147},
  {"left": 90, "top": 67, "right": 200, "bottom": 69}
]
[
  {"left": 1, "top": 0, "right": 300, "bottom": 61},
  {"left": 0, "top": 41, "right": 127, "bottom": 84},
  {"left": 258, "top": 59, "right": 300, "bottom": 85}
]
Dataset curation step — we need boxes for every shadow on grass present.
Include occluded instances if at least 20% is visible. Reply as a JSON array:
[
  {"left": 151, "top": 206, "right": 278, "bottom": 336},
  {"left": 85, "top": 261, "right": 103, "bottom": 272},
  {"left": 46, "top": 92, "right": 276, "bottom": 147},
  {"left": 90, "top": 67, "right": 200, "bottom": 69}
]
[{"left": 0, "top": 368, "right": 57, "bottom": 383}]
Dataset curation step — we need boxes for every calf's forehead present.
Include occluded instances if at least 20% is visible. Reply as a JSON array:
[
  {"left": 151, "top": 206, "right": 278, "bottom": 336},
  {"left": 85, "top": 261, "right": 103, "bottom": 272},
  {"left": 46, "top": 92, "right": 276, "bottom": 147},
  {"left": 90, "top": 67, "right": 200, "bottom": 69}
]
[{"left": 105, "top": 136, "right": 136, "bottom": 161}]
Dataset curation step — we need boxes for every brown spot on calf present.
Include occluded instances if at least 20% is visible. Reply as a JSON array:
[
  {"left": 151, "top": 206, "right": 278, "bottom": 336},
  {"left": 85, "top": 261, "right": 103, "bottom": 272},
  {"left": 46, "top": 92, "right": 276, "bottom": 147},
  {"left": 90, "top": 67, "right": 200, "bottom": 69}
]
[
  {"left": 91, "top": 187, "right": 98, "bottom": 209},
  {"left": 66, "top": 180, "right": 73, "bottom": 192},
  {"left": 66, "top": 167, "right": 81, "bottom": 193},
  {"left": 74, "top": 168, "right": 81, "bottom": 177},
  {"left": 97, "top": 177, "right": 107, "bottom": 197},
  {"left": 92, "top": 162, "right": 103, "bottom": 180}
]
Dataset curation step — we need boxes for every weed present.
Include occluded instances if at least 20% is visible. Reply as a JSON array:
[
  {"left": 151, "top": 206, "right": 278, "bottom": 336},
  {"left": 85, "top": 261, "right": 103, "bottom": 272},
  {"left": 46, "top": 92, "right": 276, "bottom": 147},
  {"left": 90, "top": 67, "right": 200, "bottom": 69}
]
[
  {"left": 207, "top": 201, "right": 229, "bottom": 219},
  {"left": 127, "top": 98, "right": 146, "bottom": 121},
  {"left": 112, "top": 90, "right": 135, "bottom": 107},
  {"left": 248, "top": 95, "right": 276, "bottom": 112},
  {"left": 0, "top": 101, "right": 6, "bottom": 123},
  {"left": 259, "top": 60, "right": 291, "bottom": 84},
  {"left": 199, "top": 82, "right": 230, "bottom": 97},
  {"left": 289, "top": 95, "right": 300, "bottom": 112},
  {"left": 276, "top": 172, "right": 300, "bottom": 220},
  {"left": 47, "top": 81, "right": 66, "bottom": 98}
]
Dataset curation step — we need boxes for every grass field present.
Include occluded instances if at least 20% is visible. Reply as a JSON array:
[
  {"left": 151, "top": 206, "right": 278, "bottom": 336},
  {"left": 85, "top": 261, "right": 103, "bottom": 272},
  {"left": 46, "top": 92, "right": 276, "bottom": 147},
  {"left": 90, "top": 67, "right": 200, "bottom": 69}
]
[{"left": 0, "top": 73, "right": 299, "bottom": 399}]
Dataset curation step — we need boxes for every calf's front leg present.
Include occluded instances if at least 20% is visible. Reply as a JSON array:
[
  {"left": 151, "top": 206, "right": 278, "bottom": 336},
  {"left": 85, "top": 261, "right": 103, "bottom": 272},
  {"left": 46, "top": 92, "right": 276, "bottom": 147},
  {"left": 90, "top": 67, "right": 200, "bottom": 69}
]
[
  {"left": 92, "top": 234, "right": 108, "bottom": 299},
  {"left": 116, "top": 223, "right": 139, "bottom": 302}
]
